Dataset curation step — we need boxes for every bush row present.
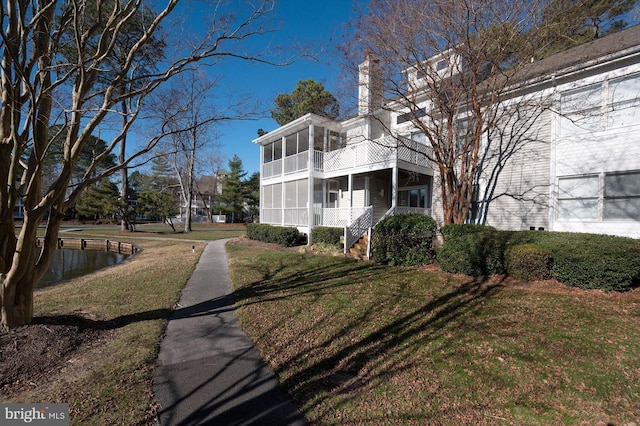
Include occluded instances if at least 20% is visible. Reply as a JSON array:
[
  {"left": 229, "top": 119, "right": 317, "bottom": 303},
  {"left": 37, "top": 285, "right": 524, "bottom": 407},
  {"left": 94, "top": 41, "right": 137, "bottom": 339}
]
[
  {"left": 311, "top": 226, "right": 344, "bottom": 247},
  {"left": 436, "top": 227, "right": 640, "bottom": 292},
  {"left": 371, "top": 214, "right": 438, "bottom": 266},
  {"left": 245, "top": 223, "right": 301, "bottom": 247}
]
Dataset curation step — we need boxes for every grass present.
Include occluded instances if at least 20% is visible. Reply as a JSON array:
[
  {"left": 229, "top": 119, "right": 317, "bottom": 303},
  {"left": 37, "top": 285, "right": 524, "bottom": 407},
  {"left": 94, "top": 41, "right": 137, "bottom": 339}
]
[
  {"left": 226, "top": 242, "right": 640, "bottom": 425},
  {"left": 4, "top": 226, "right": 244, "bottom": 425},
  {"left": 58, "top": 222, "right": 246, "bottom": 242}
]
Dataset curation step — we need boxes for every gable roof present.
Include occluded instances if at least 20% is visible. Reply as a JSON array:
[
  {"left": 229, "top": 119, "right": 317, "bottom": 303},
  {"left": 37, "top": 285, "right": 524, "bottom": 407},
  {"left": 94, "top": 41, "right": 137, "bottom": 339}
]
[{"left": 515, "top": 24, "right": 640, "bottom": 84}]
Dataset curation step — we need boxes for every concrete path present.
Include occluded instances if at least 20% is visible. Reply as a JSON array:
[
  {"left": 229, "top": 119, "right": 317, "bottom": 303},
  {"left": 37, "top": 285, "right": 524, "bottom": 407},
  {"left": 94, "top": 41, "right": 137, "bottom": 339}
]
[{"left": 153, "top": 239, "right": 308, "bottom": 426}]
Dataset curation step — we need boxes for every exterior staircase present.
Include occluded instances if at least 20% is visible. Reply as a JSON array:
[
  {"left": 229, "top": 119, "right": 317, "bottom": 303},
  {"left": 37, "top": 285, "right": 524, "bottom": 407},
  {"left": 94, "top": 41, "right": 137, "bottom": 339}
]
[{"left": 346, "top": 234, "right": 370, "bottom": 260}]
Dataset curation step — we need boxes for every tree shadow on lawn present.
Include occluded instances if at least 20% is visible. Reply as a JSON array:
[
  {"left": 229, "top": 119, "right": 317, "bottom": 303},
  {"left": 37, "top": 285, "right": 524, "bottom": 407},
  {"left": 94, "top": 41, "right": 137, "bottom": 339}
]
[
  {"left": 233, "top": 255, "right": 392, "bottom": 308},
  {"left": 231, "top": 255, "right": 508, "bottom": 421},
  {"left": 32, "top": 295, "right": 236, "bottom": 330}
]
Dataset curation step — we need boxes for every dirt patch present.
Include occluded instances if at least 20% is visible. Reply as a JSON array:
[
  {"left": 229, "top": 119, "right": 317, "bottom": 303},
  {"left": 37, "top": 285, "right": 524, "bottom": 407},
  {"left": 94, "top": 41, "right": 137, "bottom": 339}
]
[{"left": 0, "top": 319, "right": 109, "bottom": 398}]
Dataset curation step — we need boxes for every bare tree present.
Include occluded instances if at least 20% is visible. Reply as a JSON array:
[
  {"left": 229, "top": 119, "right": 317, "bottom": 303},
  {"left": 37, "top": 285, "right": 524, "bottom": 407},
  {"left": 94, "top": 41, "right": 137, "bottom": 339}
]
[
  {"left": 197, "top": 150, "right": 227, "bottom": 223},
  {"left": 344, "top": 0, "right": 555, "bottom": 225},
  {"left": 153, "top": 70, "right": 251, "bottom": 231},
  {"left": 0, "top": 0, "right": 283, "bottom": 329}
]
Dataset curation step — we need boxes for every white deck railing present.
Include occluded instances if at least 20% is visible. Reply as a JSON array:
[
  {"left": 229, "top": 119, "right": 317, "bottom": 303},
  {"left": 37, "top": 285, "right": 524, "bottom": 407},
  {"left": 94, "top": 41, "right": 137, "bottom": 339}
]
[
  {"left": 263, "top": 136, "right": 433, "bottom": 178},
  {"left": 313, "top": 207, "right": 370, "bottom": 227},
  {"left": 262, "top": 206, "right": 432, "bottom": 228},
  {"left": 395, "top": 207, "right": 432, "bottom": 216},
  {"left": 262, "top": 158, "right": 282, "bottom": 178},
  {"left": 284, "top": 151, "right": 308, "bottom": 174}
]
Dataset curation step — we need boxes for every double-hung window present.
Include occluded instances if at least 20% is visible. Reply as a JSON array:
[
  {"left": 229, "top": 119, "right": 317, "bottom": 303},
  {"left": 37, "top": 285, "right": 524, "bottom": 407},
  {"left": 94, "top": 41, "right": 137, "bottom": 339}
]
[
  {"left": 604, "top": 172, "right": 640, "bottom": 220},
  {"left": 557, "top": 171, "right": 640, "bottom": 221},
  {"left": 557, "top": 175, "right": 599, "bottom": 220},
  {"left": 560, "top": 84, "right": 603, "bottom": 136}
]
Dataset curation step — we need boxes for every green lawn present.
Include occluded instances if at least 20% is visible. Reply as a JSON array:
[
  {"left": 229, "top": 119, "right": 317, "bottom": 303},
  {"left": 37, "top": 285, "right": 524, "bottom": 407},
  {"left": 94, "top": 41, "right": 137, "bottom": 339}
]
[{"left": 226, "top": 241, "right": 640, "bottom": 425}]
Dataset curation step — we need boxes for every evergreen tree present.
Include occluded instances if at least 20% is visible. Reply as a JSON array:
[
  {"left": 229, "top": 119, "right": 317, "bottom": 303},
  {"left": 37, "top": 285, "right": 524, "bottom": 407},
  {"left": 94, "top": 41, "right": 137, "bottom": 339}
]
[
  {"left": 75, "top": 180, "right": 121, "bottom": 221},
  {"left": 220, "top": 155, "right": 247, "bottom": 222},
  {"left": 244, "top": 172, "right": 260, "bottom": 222},
  {"left": 533, "top": 0, "right": 637, "bottom": 58},
  {"left": 271, "top": 79, "right": 340, "bottom": 125}
]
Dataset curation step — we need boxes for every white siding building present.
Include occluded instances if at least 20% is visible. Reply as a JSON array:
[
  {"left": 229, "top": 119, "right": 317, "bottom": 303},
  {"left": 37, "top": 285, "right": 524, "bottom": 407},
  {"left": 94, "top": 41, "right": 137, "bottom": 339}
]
[{"left": 254, "top": 25, "right": 640, "bottom": 250}]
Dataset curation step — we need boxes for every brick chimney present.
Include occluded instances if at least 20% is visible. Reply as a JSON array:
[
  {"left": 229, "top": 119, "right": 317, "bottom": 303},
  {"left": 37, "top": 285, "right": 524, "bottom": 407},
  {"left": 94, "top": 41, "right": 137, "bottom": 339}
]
[{"left": 358, "top": 53, "right": 383, "bottom": 116}]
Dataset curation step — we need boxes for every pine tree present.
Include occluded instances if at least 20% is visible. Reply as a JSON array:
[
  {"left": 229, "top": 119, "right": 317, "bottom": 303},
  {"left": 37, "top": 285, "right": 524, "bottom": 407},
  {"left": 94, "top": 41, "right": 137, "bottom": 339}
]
[{"left": 220, "top": 155, "right": 247, "bottom": 222}]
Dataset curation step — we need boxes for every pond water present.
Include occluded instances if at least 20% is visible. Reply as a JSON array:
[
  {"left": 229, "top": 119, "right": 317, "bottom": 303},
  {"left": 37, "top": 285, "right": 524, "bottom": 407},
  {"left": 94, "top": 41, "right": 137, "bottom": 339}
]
[{"left": 38, "top": 249, "right": 128, "bottom": 287}]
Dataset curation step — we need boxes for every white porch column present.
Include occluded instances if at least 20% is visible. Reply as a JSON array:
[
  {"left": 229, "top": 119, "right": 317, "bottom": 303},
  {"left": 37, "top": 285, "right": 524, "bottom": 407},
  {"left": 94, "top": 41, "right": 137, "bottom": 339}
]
[
  {"left": 392, "top": 166, "right": 398, "bottom": 210},
  {"left": 281, "top": 135, "right": 286, "bottom": 226},
  {"left": 258, "top": 144, "right": 264, "bottom": 224},
  {"left": 348, "top": 173, "right": 354, "bottom": 224},
  {"left": 308, "top": 126, "right": 314, "bottom": 245},
  {"left": 365, "top": 176, "right": 370, "bottom": 206}
]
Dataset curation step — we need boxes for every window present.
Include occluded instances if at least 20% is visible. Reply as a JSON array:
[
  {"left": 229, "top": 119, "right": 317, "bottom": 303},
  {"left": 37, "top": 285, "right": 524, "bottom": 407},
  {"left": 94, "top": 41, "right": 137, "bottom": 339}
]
[
  {"left": 608, "top": 74, "right": 640, "bottom": 128},
  {"left": 284, "top": 179, "right": 308, "bottom": 208},
  {"left": 560, "top": 84, "right": 603, "bottom": 135},
  {"left": 604, "top": 172, "right": 640, "bottom": 220},
  {"left": 399, "top": 188, "right": 427, "bottom": 208},
  {"left": 397, "top": 108, "right": 427, "bottom": 125},
  {"left": 314, "top": 126, "right": 325, "bottom": 150},
  {"left": 436, "top": 60, "right": 447, "bottom": 71},
  {"left": 557, "top": 171, "right": 640, "bottom": 221},
  {"left": 262, "top": 140, "right": 282, "bottom": 163},
  {"left": 328, "top": 131, "right": 345, "bottom": 151},
  {"left": 285, "top": 129, "right": 310, "bottom": 157},
  {"left": 410, "top": 132, "right": 427, "bottom": 144},
  {"left": 557, "top": 175, "right": 599, "bottom": 220},
  {"left": 262, "top": 183, "right": 282, "bottom": 209},
  {"left": 454, "top": 117, "right": 471, "bottom": 153}
]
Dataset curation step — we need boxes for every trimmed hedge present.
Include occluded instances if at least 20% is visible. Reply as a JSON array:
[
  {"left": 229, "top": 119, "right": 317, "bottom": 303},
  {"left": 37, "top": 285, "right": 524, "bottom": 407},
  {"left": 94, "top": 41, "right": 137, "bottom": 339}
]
[
  {"left": 532, "top": 232, "right": 640, "bottom": 292},
  {"left": 505, "top": 244, "right": 552, "bottom": 281},
  {"left": 437, "top": 228, "right": 640, "bottom": 292},
  {"left": 245, "top": 223, "right": 301, "bottom": 247},
  {"left": 312, "top": 226, "right": 344, "bottom": 248},
  {"left": 440, "top": 223, "right": 496, "bottom": 239},
  {"left": 436, "top": 229, "right": 509, "bottom": 276},
  {"left": 371, "top": 214, "right": 438, "bottom": 266}
]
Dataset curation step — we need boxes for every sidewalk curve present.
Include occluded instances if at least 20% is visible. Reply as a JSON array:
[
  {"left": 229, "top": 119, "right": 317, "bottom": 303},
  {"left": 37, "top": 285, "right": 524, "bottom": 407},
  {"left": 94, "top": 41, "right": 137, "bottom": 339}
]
[{"left": 153, "top": 239, "right": 308, "bottom": 426}]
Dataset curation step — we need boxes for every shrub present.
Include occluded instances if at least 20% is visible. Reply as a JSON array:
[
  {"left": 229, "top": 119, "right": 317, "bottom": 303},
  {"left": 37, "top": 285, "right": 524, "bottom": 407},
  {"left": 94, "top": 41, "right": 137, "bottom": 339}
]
[
  {"left": 245, "top": 223, "right": 301, "bottom": 247},
  {"left": 505, "top": 244, "right": 552, "bottom": 281},
  {"left": 532, "top": 233, "right": 640, "bottom": 292},
  {"left": 371, "top": 214, "right": 438, "bottom": 266},
  {"left": 438, "top": 228, "right": 640, "bottom": 291},
  {"left": 436, "top": 229, "right": 509, "bottom": 276},
  {"left": 312, "top": 227, "right": 343, "bottom": 248},
  {"left": 440, "top": 223, "right": 495, "bottom": 239}
]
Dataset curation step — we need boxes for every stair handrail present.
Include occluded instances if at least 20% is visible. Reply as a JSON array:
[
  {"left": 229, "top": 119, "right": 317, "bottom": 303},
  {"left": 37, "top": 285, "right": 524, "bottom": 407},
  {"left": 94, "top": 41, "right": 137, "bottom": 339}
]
[
  {"left": 343, "top": 206, "right": 373, "bottom": 255},
  {"left": 377, "top": 205, "right": 396, "bottom": 224}
]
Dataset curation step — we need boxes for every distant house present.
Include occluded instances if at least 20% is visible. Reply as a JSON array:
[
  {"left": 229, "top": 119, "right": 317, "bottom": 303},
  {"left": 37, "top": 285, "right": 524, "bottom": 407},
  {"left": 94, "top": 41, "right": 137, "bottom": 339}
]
[
  {"left": 253, "top": 25, "right": 640, "bottom": 252},
  {"left": 176, "top": 173, "right": 228, "bottom": 223}
]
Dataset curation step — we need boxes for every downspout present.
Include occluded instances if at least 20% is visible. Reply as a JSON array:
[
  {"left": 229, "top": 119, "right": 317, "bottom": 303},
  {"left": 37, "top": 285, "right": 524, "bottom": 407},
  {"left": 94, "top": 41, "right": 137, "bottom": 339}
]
[{"left": 548, "top": 73, "right": 558, "bottom": 232}]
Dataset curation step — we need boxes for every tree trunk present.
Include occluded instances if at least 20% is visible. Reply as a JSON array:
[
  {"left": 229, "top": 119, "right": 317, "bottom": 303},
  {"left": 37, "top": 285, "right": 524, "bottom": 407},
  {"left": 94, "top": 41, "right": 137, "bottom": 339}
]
[
  {"left": 184, "top": 189, "right": 193, "bottom": 232},
  {"left": 1, "top": 273, "right": 36, "bottom": 330},
  {"left": 0, "top": 214, "right": 52, "bottom": 329},
  {"left": 120, "top": 100, "right": 130, "bottom": 232}
]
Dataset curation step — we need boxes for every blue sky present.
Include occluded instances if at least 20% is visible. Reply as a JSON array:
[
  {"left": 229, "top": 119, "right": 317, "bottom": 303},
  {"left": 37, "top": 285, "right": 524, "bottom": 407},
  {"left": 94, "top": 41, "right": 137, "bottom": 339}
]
[{"left": 209, "top": 1, "right": 361, "bottom": 176}]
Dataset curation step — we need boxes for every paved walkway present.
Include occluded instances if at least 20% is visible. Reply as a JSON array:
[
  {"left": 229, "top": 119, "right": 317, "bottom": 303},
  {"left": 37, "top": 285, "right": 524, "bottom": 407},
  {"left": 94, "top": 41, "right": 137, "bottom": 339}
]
[{"left": 153, "top": 239, "right": 308, "bottom": 426}]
